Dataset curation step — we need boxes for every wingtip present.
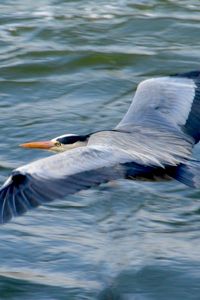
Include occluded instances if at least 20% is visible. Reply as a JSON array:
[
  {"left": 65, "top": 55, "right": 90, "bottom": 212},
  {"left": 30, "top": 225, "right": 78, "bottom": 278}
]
[{"left": 0, "top": 184, "right": 13, "bottom": 224}]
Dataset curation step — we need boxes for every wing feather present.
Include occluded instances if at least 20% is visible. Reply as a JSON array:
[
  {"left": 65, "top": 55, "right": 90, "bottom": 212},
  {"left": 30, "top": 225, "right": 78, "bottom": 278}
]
[
  {"left": 1, "top": 71, "right": 200, "bottom": 224},
  {"left": 0, "top": 146, "right": 152, "bottom": 224},
  {"left": 117, "top": 71, "right": 200, "bottom": 143}
]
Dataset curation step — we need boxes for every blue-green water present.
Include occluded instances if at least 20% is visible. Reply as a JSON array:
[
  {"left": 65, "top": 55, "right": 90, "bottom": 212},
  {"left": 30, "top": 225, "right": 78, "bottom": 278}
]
[{"left": 1, "top": 1, "right": 200, "bottom": 299}]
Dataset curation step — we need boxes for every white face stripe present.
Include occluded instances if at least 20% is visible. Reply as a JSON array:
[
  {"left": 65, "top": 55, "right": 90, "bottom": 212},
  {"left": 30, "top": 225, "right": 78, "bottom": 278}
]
[
  {"left": 50, "top": 140, "right": 88, "bottom": 153},
  {"left": 51, "top": 134, "right": 78, "bottom": 142}
]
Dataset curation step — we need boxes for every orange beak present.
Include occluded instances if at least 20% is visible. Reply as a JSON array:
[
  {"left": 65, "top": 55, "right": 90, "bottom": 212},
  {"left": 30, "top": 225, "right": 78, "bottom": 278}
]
[{"left": 20, "top": 140, "right": 55, "bottom": 150}]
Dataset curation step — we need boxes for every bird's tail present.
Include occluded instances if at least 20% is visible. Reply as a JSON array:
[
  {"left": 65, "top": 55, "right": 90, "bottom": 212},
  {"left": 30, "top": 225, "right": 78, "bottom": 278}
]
[{"left": 169, "top": 160, "right": 200, "bottom": 188}]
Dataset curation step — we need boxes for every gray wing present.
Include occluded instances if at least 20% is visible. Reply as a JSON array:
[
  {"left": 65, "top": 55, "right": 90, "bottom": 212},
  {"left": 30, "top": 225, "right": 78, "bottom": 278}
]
[
  {"left": 116, "top": 71, "right": 200, "bottom": 143},
  {"left": 167, "top": 160, "right": 200, "bottom": 188},
  {"left": 88, "top": 129, "right": 193, "bottom": 167},
  {"left": 0, "top": 145, "right": 153, "bottom": 224}
]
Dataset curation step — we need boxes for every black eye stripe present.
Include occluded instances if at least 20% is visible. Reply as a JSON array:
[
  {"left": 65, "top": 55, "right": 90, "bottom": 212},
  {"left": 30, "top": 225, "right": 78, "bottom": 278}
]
[
  {"left": 57, "top": 136, "right": 79, "bottom": 144},
  {"left": 57, "top": 135, "right": 88, "bottom": 144}
]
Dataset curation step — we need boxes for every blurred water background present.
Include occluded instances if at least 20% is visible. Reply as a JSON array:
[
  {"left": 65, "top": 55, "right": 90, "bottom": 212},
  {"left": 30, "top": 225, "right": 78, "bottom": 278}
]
[{"left": 0, "top": 0, "right": 200, "bottom": 299}]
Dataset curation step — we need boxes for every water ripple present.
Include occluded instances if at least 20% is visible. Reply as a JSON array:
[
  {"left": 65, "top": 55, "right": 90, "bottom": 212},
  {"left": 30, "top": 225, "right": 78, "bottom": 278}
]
[{"left": 0, "top": 0, "right": 200, "bottom": 299}]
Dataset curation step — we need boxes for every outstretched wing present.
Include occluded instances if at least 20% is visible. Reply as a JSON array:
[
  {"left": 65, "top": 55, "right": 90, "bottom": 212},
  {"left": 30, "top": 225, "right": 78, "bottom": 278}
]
[
  {"left": 2, "top": 71, "right": 200, "bottom": 224},
  {"left": 0, "top": 145, "right": 153, "bottom": 224},
  {"left": 117, "top": 71, "right": 200, "bottom": 143}
]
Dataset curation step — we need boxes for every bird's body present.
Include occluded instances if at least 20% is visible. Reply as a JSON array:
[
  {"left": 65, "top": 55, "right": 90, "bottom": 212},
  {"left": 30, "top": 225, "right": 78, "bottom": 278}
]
[{"left": 1, "top": 70, "right": 200, "bottom": 224}]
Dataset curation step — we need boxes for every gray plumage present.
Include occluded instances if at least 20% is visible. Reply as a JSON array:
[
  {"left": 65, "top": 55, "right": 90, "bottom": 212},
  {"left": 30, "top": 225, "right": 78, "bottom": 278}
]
[{"left": 1, "top": 70, "right": 200, "bottom": 224}]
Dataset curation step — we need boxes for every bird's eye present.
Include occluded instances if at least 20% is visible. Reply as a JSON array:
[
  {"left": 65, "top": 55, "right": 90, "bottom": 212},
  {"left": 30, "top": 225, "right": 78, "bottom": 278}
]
[{"left": 54, "top": 141, "right": 61, "bottom": 147}]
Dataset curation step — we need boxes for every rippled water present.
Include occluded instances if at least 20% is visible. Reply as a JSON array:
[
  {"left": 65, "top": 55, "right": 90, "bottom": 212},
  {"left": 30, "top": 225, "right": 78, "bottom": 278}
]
[{"left": 1, "top": 0, "right": 200, "bottom": 299}]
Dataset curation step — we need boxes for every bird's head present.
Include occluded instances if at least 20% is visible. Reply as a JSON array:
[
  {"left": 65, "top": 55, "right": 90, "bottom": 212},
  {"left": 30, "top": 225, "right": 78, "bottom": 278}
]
[{"left": 20, "top": 133, "right": 89, "bottom": 152}]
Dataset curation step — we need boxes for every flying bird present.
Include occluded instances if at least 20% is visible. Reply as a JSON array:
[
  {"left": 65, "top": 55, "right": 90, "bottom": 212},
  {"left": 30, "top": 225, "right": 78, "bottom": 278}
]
[{"left": 0, "top": 70, "right": 200, "bottom": 224}]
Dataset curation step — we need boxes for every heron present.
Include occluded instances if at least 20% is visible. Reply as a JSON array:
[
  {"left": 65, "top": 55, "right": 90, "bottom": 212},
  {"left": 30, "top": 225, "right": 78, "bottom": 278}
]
[{"left": 0, "top": 70, "right": 200, "bottom": 224}]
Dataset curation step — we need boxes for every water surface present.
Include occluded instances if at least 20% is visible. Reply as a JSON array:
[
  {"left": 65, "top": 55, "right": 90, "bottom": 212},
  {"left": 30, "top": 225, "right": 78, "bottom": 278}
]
[{"left": 0, "top": 0, "right": 200, "bottom": 299}]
